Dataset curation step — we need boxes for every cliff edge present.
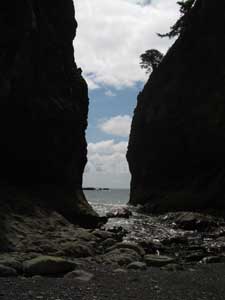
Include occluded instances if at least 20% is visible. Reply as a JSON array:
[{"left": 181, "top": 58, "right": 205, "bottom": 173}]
[{"left": 127, "top": 0, "right": 225, "bottom": 212}]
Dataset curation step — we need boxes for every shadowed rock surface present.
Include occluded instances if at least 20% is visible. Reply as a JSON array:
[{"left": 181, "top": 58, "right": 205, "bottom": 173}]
[
  {"left": 127, "top": 0, "right": 225, "bottom": 212},
  {"left": 0, "top": 0, "right": 101, "bottom": 230}
]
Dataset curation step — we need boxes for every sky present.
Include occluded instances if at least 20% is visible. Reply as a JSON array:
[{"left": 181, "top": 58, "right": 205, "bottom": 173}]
[{"left": 73, "top": 0, "right": 180, "bottom": 188}]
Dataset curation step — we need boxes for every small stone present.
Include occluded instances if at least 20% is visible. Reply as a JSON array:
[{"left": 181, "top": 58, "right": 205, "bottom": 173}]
[
  {"left": 101, "top": 238, "right": 117, "bottom": 249},
  {"left": 108, "top": 242, "right": 145, "bottom": 256},
  {"left": 23, "top": 256, "right": 76, "bottom": 276},
  {"left": 113, "top": 268, "right": 127, "bottom": 273},
  {"left": 139, "top": 239, "right": 164, "bottom": 254},
  {"left": 185, "top": 252, "right": 205, "bottom": 262},
  {"left": 106, "top": 207, "right": 132, "bottom": 219},
  {"left": 0, "top": 258, "right": 22, "bottom": 272},
  {"left": 108, "top": 227, "right": 128, "bottom": 237},
  {"left": 60, "top": 241, "right": 93, "bottom": 257},
  {"left": 32, "top": 275, "right": 43, "bottom": 280},
  {"left": 200, "top": 256, "right": 222, "bottom": 264},
  {"left": 144, "top": 255, "right": 175, "bottom": 267},
  {"left": 102, "top": 248, "right": 140, "bottom": 266},
  {"left": 153, "top": 285, "right": 160, "bottom": 291},
  {"left": 127, "top": 261, "right": 147, "bottom": 270},
  {"left": 19, "top": 276, "right": 28, "bottom": 280},
  {"left": 161, "top": 264, "right": 184, "bottom": 271},
  {"left": 188, "top": 268, "right": 196, "bottom": 272},
  {"left": 64, "top": 270, "right": 93, "bottom": 282},
  {"left": 93, "top": 230, "right": 114, "bottom": 240},
  {"left": 74, "top": 228, "right": 96, "bottom": 242},
  {"left": 0, "top": 264, "right": 17, "bottom": 277},
  {"left": 174, "top": 212, "right": 218, "bottom": 231},
  {"left": 27, "top": 291, "right": 33, "bottom": 296}
]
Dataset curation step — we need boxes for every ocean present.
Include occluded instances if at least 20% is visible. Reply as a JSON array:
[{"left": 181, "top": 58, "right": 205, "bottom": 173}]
[
  {"left": 84, "top": 189, "right": 225, "bottom": 262},
  {"left": 84, "top": 189, "right": 130, "bottom": 216},
  {"left": 84, "top": 188, "right": 173, "bottom": 243}
]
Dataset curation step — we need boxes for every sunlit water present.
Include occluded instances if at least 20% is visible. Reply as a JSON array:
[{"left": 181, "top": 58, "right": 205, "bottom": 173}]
[
  {"left": 84, "top": 189, "right": 129, "bottom": 215},
  {"left": 84, "top": 189, "right": 187, "bottom": 243},
  {"left": 84, "top": 189, "right": 225, "bottom": 260}
]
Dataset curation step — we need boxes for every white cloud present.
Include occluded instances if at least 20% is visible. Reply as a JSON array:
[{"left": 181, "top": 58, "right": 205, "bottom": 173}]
[
  {"left": 85, "top": 77, "right": 100, "bottom": 90},
  {"left": 98, "top": 115, "right": 132, "bottom": 137},
  {"left": 126, "top": 0, "right": 152, "bottom": 5},
  {"left": 74, "top": 0, "right": 179, "bottom": 89},
  {"left": 88, "top": 140, "right": 128, "bottom": 155},
  {"left": 105, "top": 90, "right": 116, "bottom": 97},
  {"left": 83, "top": 140, "right": 130, "bottom": 188}
]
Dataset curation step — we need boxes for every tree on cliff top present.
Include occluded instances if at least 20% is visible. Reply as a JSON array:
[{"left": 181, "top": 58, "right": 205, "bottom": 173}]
[
  {"left": 140, "top": 49, "right": 164, "bottom": 74},
  {"left": 158, "top": 0, "right": 197, "bottom": 38},
  {"left": 140, "top": 1, "right": 197, "bottom": 74}
]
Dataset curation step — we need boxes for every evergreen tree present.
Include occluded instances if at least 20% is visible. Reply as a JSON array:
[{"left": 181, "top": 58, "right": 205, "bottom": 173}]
[
  {"left": 158, "top": 0, "right": 196, "bottom": 38},
  {"left": 140, "top": 49, "right": 164, "bottom": 74}
]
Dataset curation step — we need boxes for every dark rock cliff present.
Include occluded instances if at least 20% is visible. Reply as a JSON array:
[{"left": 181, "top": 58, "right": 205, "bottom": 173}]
[
  {"left": 0, "top": 1, "right": 99, "bottom": 227},
  {"left": 127, "top": 0, "right": 225, "bottom": 212}
]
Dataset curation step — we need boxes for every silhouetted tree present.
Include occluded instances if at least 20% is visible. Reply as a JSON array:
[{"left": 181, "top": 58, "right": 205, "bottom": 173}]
[
  {"left": 158, "top": 0, "right": 196, "bottom": 38},
  {"left": 140, "top": 49, "right": 164, "bottom": 74}
]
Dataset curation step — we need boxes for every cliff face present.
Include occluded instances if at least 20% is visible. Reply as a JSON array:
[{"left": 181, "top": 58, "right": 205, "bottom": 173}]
[
  {"left": 0, "top": 1, "right": 98, "bottom": 226},
  {"left": 127, "top": 0, "right": 225, "bottom": 212}
]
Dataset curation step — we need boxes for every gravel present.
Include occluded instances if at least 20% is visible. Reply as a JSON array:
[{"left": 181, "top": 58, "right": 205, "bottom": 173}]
[{"left": 1, "top": 263, "right": 225, "bottom": 300}]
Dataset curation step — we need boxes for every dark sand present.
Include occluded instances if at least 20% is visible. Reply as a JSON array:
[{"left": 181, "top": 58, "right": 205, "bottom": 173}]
[{"left": 1, "top": 263, "right": 225, "bottom": 300}]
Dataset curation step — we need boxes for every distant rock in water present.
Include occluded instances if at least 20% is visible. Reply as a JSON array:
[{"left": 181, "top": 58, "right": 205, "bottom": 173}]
[
  {"left": 0, "top": 1, "right": 100, "bottom": 226},
  {"left": 127, "top": 1, "right": 225, "bottom": 212}
]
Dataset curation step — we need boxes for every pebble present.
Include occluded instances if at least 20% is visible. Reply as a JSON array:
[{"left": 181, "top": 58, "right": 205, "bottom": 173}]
[
  {"left": 0, "top": 264, "right": 17, "bottom": 277},
  {"left": 113, "top": 268, "right": 127, "bottom": 273},
  {"left": 64, "top": 270, "right": 94, "bottom": 282},
  {"left": 144, "top": 255, "right": 175, "bottom": 267},
  {"left": 161, "top": 263, "right": 184, "bottom": 271},
  {"left": 127, "top": 261, "right": 147, "bottom": 270},
  {"left": 108, "top": 242, "right": 145, "bottom": 257},
  {"left": 200, "top": 256, "right": 222, "bottom": 264}
]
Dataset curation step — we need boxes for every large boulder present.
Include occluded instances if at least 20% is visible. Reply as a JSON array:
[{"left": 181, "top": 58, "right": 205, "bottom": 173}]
[
  {"left": 23, "top": 256, "right": 76, "bottom": 276},
  {"left": 127, "top": 0, "right": 225, "bottom": 212},
  {"left": 0, "top": 264, "right": 17, "bottom": 277}
]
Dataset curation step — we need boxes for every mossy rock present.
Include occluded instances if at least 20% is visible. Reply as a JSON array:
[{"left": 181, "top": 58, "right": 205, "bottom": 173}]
[
  {"left": 0, "top": 264, "right": 17, "bottom": 277},
  {"left": 23, "top": 256, "right": 76, "bottom": 276},
  {"left": 144, "top": 255, "right": 175, "bottom": 267}
]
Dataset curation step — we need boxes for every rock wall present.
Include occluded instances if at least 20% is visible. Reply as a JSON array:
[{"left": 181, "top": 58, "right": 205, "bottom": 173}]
[
  {"left": 127, "top": 0, "right": 225, "bottom": 212},
  {"left": 0, "top": 1, "right": 99, "bottom": 225}
]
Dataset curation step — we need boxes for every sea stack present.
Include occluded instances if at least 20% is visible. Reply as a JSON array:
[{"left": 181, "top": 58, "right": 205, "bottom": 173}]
[
  {"left": 0, "top": 0, "right": 99, "bottom": 226},
  {"left": 127, "top": 0, "right": 225, "bottom": 212}
]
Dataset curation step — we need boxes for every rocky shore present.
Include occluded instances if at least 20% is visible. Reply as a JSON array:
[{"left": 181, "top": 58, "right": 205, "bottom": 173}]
[
  {"left": 1, "top": 202, "right": 225, "bottom": 277},
  {"left": 1, "top": 0, "right": 225, "bottom": 298},
  {"left": 1, "top": 185, "right": 225, "bottom": 298},
  {"left": 1, "top": 208, "right": 225, "bottom": 299}
]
